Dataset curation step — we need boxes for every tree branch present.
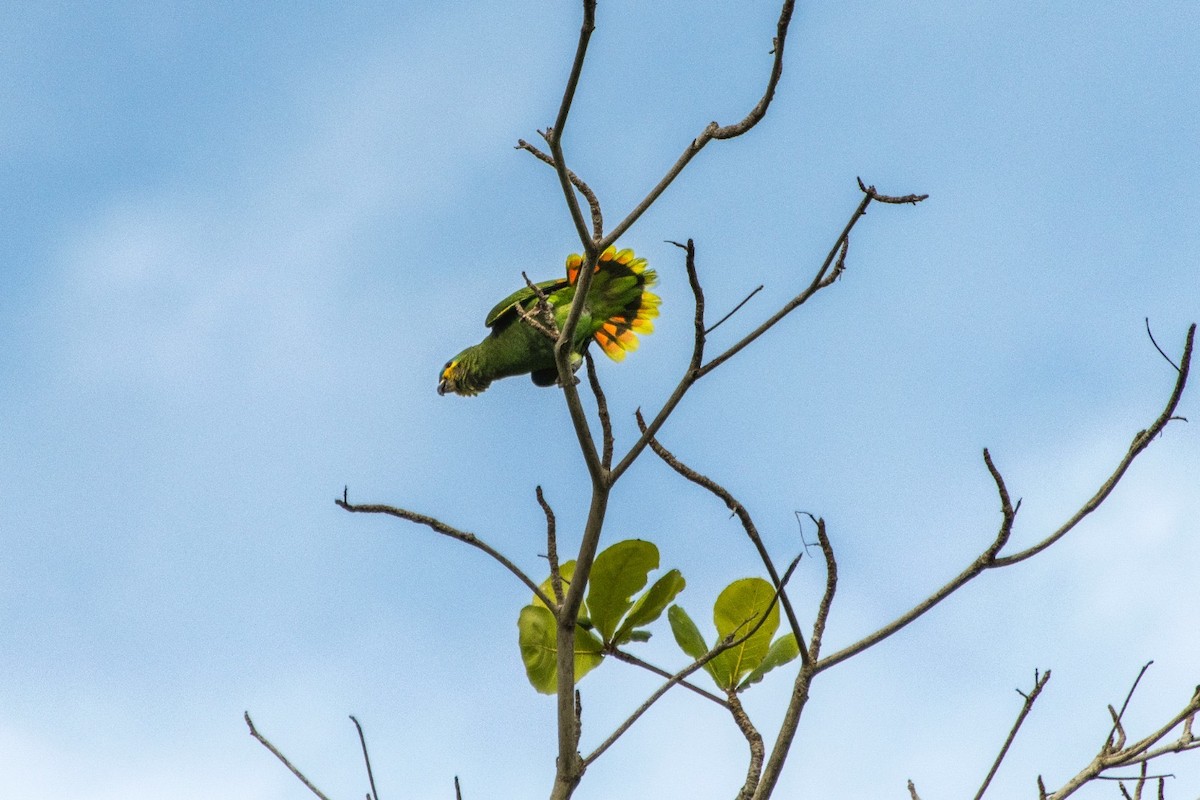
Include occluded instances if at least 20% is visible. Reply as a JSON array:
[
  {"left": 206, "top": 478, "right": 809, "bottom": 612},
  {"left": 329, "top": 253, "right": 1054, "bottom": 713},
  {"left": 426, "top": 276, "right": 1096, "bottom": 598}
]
[
  {"left": 245, "top": 712, "right": 333, "bottom": 800},
  {"left": 812, "top": 447, "right": 1017, "bottom": 672},
  {"left": 600, "top": 0, "right": 798, "bottom": 248},
  {"left": 584, "top": 351, "right": 614, "bottom": 470},
  {"left": 336, "top": 496, "right": 555, "bottom": 609},
  {"left": 612, "top": 183, "right": 923, "bottom": 484},
  {"left": 973, "top": 670, "right": 1052, "bottom": 800},
  {"left": 545, "top": 0, "right": 597, "bottom": 247},
  {"left": 1047, "top": 681, "right": 1200, "bottom": 799},
  {"left": 634, "top": 410, "right": 810, "bottom": 667},
  {"left": 516, "top": 138, "right": 604, "bottom": 240},
  {"left": 993, "top": 325, "right": 1193, "bottom": 567},
  {"left": 806, "top": 516, "right": 837, "bottom": 663},
  {"left": 730, "top": 693, "right": 765, "bottom": 800},
  {"left": 706, "top": 284, "right": 764, "bottom": 335},
  {"left": 607, "top": 647, "right": 729, "bottom": 708},
  {"left": 537, "top": 486, "right": 564, "bottom": 608},
  {"left": 350, "top": 715, "right": 380, "bottom": 800},
  {"left": 815, "top": 324, "right": 1193, "bottom": 673},
  {"left": 700, "top": 181, "right": 927, "bottom": 377}
]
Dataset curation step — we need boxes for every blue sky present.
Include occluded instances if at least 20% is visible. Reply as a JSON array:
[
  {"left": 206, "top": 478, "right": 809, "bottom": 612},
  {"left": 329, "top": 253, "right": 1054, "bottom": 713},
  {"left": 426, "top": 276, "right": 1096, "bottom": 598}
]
[{"left": 2, "top": 2, "right": 1198, "bottom": 798}]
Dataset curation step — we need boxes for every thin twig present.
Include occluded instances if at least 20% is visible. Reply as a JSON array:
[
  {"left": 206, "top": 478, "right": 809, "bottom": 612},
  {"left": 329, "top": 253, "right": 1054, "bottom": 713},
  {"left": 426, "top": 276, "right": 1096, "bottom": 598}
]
[
  {"left": 706, "top": 285, "right": 764, "bottom": 335},
  {"left": 1145, "top": 318, "right": 1180, "bottom": 372},
  {"left": 973, "top": 670, "right": 1052, "bottom": 800},
  {"left": 337, "top": 497, "right": 555, "bottom": 609},
  {"left": 993, "top": 323, "right": 1194, "bottom": 566},
  {"left": 514, "top": 301, "right": 560, "bottom": 342},
  {"left": 244, "top": 712, "right": 333, "bottom": 800},
  {"left": 856, "top": 176, "right": 930, "bottom": 205},
  {"left": 517, "top": 138, "right": 603, "bottom": 240},
  {"left": 544, "top": 0, "right": 597, "bottom": 247},
  {"left": 537, "top": 486, "right": 563, "bottom": 608},
  {"left": 523, "top": 270, "right": 558, "bottom": 327},
  {"left": 677, "top": 239, "right": 707, "bottom": 371},
  {"left": 612, "top": 183, "right": 920, "bottom": 485},
  {"left": 584, "top": 351, "right": 613, "bottom": 469},
  {"left": 1107, "top": 662, "right": 1155, "bottom": 752},
  {"left": 350, "top": 715, "right": 380, "bottom": 800},
  {"left": 1047, "top": 684, "right": 1200, "bottom": 799},
  {"left": 608, "top": 647, "right": 730, "bottom": 708},
  {"left": 807, "top": 516, "right": 837, "bottom": 662},
  {"left": 813, "top": 448, "right": 1016, "bottom": 672},
  {"left": 817, "top": 323, "right": 1193, "bottom": 671},
  {"left": 600, "top": 0, "right": 798, "bottom": 247},
  {"left": 455, "top": 775, "right": 463, "bottom": 800},
  {"left": 700, "top": 181, "right": 925, "bottom": 377}
]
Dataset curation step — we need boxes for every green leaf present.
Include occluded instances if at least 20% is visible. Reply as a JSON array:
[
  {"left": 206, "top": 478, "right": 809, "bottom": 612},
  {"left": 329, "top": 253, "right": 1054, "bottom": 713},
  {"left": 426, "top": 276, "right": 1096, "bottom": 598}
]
[
  {"left": 627, "top": 630, "right": 652, "bottom": 643},
  {"left": 517, "top": 605, "right": 605, "bottom": 695},
  {"left": 613, "top": 568, "right": 686, "bottom": 645},
  {"left": 738, "top": 632, "right": 800, "bottom": 691},
  {"left": 708, "top": 578, "right": 780, "bottom": 691},
  {"left": 669, "top": 603, "right": 729, "bottom": 686},
  {"left": 586, "top": 539, "right": 659, "bottom": 643},
  {"left": 668, "top": 604, "right": 710, "bottom": 666}
]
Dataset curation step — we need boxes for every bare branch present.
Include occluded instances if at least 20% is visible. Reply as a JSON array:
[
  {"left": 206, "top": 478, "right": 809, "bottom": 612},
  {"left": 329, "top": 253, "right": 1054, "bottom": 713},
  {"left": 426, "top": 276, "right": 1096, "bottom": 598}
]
[
  {"left": 706, "top": 284, "right": 764, "bottom": 336},
  {"left": 1145, "top": 318, "right": 1180, "bottom": 372},
  {"left": 516, "top": 138, "right": 603, "bottom": 239},
  {"left": 730, "top": 693, "right": 765, "bottom": 800},
  {"left": 807, "top": 517, "right": 837, "bottom": 663},
  {"left": 608, "top": 647, "right": 730, "bottom": 708},
  {"left": 602, "top": 0, "right": 798, "bottom": 246},
  {"left": 814, "top": 447, "right": 1015, "bottom": 672},
  {"left": 816, "top": 322, "right": 1193, "bottom": 672},
  {"left": 537, "top": 486, "right": 563, "bottom": 607},
  {"left": 544, "top": 0, "right": 597, "bottom": 247},
  {"left": 517, "top": 270, "right": 560, "bottom": 339},
  {"left": 555, "top": 250, "right": 606, "bottom": 487},
  {"left": 455, "top": 775, "right": 463, "bottom": 800},
  {"left": 337, "top": 497, "right": 555, "bottom": 609},
  {"left": 514, "top": 298, "right": 559, "bottom": 342},
  {"left": 245, "top": 712, "right": 333, "bottom": 800},
  {"left": 539, "top": 2, "right": 607, "bottom": 496},
  {"left": 1107, "top": 662, "right": 1154, "bottom": 752},
  {"left": 907, "top": 779, "right": 923, "bottom": 800},
  {"left": 660, "top": 238, "right": 709, "bottom": 374},
  {"left": 635, "top": 409, "right": 811, "bottom": 667},
  {"left": 701, "top": 181, "right": 926, "bottom": 377},
  {"left": 350, "top": 715, "right": 380, "bottom": 800},
  {"left": 611, "top": 182, "right": 925, "bottom": 487},
  {"left": 993, "top": 323, "right": 1194, "bottom": 566},
  {"left": 584, "top": 351, "right": 613, "bottom": 470},
  {"left": 1047, "top": 683, "right": 1200, "bottom": 799},
  {"left": 973, "top": 670, "right": 1052, "bottom": 800},
  {"left": 856, "top": 176, "right": 930, "bottom": 205}
]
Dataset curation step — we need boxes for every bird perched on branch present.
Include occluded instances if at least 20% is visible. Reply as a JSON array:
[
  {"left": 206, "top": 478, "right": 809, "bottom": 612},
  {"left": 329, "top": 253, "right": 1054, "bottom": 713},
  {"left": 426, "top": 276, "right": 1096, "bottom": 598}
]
[{"left": 438, "top": 246, "right": 660, "bottom": 396}]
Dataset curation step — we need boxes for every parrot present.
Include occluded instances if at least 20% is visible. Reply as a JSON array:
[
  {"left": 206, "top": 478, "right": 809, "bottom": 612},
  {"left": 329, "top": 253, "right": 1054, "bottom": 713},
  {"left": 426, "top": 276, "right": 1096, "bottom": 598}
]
[{"left": 438, "top": 245, "right": 660, "bottom": 396}]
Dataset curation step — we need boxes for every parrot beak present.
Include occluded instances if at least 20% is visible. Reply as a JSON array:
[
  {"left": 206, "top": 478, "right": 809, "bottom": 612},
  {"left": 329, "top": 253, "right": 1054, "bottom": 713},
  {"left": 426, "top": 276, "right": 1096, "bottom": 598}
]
[{"left": 437, "top": 361, "right": 455, "bottom": 396}]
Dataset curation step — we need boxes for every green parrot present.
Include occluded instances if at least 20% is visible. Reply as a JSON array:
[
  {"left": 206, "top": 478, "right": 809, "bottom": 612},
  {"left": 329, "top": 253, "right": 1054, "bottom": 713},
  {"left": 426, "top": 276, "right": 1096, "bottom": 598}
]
[{"left": 438, "top": 246, "right": 660, "bottom": 396}]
